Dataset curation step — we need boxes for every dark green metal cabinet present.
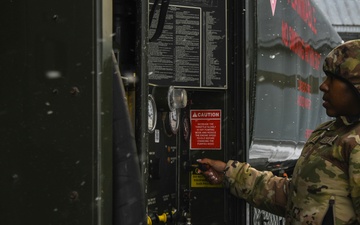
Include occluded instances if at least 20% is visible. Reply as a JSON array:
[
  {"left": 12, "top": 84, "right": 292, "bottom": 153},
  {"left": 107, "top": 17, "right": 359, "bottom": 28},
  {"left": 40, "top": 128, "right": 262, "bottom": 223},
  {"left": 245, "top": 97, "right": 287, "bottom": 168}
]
[{"left": 0, "top": 0, "right": 113, "bottom": 224}]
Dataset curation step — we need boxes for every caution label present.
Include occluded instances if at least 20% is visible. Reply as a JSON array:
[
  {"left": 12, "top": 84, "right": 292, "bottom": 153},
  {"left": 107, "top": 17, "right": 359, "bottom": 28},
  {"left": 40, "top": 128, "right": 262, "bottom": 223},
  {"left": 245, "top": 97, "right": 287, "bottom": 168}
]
[
  {"left": 190, "top": 109, "right": 221, "bottom": 150},
  {"left": 191, "top": 173, "right": 223, "bottom": 188}
]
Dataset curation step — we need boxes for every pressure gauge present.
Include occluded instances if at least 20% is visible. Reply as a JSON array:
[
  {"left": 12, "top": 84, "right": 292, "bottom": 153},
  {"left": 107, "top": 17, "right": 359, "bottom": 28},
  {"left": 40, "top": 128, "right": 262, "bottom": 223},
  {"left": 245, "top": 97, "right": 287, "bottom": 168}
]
[
  {"left": 169, "top": 109, "right": 180, "bottom": 134},
  {"left": 168, "top": 86, "right": 187, "bottom": 111},
  {"left": 148, "top": 94, "right": 157, "bottom": 133}
]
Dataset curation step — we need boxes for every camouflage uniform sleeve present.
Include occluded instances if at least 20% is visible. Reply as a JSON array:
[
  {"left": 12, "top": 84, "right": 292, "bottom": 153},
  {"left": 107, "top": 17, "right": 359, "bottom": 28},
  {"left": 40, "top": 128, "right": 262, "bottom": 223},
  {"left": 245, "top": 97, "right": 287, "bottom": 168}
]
[
  {"left": 349, "top": 144, "right": 360, "bottom": 223},
  {"left": 224, "top": 160, "right": 289, "bottom": 217}
]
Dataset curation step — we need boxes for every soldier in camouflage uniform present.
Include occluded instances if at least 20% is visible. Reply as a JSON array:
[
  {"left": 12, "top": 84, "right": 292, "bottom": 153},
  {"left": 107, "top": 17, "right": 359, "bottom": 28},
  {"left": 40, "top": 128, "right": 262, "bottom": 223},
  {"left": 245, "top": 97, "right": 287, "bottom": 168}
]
[{"left": 198, "top": 39, "right": 360, "bottom": 225}]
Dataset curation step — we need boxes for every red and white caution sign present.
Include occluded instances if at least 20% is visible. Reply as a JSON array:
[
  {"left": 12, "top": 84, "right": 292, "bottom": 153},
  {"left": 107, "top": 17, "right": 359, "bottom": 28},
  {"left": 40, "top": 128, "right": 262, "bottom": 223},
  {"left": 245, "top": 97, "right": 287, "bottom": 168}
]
[{"left": 190, "top": 109, "right": 221, "bottom": 150}]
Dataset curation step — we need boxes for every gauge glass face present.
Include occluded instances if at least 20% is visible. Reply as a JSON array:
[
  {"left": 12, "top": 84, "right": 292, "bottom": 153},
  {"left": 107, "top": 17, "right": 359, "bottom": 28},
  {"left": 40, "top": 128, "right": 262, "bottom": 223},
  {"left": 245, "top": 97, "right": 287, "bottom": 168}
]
[
  {"left": 169, "top": 109, "right": 180, "bottom": 134},
  {"left": 148, "top": 94, "right": 157, "bottom": 133},
  {"left": 167, "top": 86, "right": 187, "bottom": 111}
]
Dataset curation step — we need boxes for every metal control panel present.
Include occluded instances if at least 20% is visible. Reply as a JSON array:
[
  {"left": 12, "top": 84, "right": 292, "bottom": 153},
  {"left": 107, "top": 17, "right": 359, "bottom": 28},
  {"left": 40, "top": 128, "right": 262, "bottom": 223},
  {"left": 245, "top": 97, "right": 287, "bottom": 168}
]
[
  {"left": 145, "top": 0, "right": 233, "bottom": 223},
  {"left": 147, "top": 89, "right": 228, "bottom": 225}
]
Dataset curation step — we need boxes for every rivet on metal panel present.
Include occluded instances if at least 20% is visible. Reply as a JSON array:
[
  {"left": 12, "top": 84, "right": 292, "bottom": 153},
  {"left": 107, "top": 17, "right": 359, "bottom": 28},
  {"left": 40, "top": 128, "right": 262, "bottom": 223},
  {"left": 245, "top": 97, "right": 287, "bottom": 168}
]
[
  {"left": 12, "top": 174, "right": 19, "bottom": 184},
  {"left": 52, "top": 89, "right": 59, "bottom": 95},
  {"left": 52, "top": 15, "right": 59, "bottom": 22},
  {"left": 70, "top": 87, "right": 80, "bottom": 96},
  {"left": 69, "top": 191, "right": 79, "bottom": 201}
]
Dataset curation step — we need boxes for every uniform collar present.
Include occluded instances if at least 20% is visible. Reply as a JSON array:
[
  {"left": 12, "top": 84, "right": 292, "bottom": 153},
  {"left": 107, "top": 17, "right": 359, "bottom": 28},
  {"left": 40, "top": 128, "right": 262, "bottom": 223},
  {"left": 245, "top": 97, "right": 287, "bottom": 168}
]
[{"left": 339, "top": 115, "right": 360, "bottom": 125}]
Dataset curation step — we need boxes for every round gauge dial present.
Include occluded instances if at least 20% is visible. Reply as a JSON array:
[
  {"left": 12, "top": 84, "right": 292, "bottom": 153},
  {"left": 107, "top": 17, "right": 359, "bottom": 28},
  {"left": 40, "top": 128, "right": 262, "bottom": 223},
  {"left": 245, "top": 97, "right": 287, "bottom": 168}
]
[
  {"left": 167, "top": 86, "right": 187, "bottom": 111},
  {"left": 169, "top": 109, "right": 180, "bottom": 134},
  {"left": 148, "top": 94, "right": 157, "bottom": 133}
]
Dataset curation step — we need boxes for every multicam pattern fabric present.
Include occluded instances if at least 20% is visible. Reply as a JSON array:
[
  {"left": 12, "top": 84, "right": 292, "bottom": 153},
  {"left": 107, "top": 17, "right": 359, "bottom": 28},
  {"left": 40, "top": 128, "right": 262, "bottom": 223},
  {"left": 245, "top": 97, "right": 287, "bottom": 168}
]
[
  {"left": 323, "top": 39, "right": 360, "bottom": 98},
  {"left": 224, "top": 117, "right": 360, "bottom": 224}
]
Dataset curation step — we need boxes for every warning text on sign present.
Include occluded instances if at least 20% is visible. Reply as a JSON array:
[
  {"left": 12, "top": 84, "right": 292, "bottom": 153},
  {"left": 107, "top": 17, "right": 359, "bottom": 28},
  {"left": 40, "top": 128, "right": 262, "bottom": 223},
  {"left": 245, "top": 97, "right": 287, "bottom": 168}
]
[{"left": 190, "top": 109, "right": 221, "bottom": 150}]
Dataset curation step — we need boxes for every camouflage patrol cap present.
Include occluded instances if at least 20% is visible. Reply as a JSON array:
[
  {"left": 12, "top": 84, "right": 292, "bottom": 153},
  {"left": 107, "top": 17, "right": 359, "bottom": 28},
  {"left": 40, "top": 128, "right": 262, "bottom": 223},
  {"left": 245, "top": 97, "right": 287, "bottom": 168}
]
[{"left": 323, "top": 39, "right": 360, "bottom": 99}]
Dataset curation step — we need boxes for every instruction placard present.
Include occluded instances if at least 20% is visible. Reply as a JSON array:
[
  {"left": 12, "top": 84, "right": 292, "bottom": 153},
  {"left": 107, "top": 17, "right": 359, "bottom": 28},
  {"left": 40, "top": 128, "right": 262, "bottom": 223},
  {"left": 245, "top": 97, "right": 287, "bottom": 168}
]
[
  {"left": 190, "top": 109, "right": 221, "bottom": 150},
  {"left": 191, "top": 173, "right": 223, "bottom": 188}
]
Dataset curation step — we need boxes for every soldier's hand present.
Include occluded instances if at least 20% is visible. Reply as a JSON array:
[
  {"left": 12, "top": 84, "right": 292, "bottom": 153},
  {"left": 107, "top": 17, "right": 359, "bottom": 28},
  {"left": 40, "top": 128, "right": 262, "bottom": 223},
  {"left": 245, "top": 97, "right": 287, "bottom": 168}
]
[{"left": 196, "top": 158, "right": 227, "bottom": 184}]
